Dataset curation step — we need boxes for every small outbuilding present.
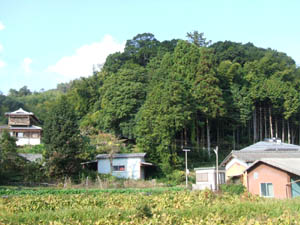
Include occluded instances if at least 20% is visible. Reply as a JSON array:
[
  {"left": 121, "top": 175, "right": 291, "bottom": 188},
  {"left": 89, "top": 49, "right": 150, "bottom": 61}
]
[
  {"left": 192, "top": 167, "right": 226, "bottom": 191},
  {"left": 246, "top": 158, "right": 300, "bottom": 199},
  {"left": 96, "top": 153, "right": 153, "bottom": 180}
]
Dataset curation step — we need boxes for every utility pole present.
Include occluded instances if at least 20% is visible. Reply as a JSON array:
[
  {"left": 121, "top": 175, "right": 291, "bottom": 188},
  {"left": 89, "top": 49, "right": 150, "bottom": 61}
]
[
  {"left": 183, "top": 148, "right": 190, "bottom": 188},
  {"left": 213, "top": 146, "right": 219, "bottom": 191}
]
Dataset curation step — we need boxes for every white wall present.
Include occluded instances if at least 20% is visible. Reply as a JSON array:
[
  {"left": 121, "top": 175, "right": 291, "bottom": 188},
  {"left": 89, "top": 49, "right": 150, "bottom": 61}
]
[
  {"left": 16, "top": 138, "right": 40, "bottom": 146},
  {"left": 98, "top": 157, "right": 143, "bottom": 179},
  {"left": 193, "top": 169, "right": 226, "bottom": 191}
]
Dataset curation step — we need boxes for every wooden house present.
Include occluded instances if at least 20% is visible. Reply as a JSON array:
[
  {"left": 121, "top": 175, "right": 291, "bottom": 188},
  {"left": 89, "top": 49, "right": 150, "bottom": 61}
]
[{"left": 0, "top": 108, "right": 42, "bottom": 146}]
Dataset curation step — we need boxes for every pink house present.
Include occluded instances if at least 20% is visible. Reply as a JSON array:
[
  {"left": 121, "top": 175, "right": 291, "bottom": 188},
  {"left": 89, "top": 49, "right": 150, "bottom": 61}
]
[{"left": 246, "top": 158, "right": 300, "bottom": 199}]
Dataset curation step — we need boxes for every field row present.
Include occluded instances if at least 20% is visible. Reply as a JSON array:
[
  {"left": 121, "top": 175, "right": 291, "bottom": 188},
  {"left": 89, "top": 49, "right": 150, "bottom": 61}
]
[{"left": 1, "top": 190, "right": 300, "bottom": 224}]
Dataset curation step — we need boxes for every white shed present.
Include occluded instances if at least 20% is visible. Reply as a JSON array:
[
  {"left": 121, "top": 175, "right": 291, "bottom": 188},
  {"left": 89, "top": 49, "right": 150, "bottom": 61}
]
[
  {"left": 193, "top": 167, "right": 226, "bottom": 191},
  {"left": 96, "top": 153, "right": 151, "bottom": 180}
]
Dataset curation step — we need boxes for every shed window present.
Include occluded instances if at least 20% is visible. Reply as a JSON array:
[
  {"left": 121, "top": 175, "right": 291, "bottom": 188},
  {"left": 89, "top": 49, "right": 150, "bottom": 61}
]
[
  {"left": 260, "top": 183, "right": 274, "bottom": 197},
  {"left": 196, "top": 173, "right": 208, "bottom": 182},
  {"left": 113, "top": 165, "right": 125, "bottom": 171},
  {"left": 219, "top": 172, "right": 225, "bottom": 184}
]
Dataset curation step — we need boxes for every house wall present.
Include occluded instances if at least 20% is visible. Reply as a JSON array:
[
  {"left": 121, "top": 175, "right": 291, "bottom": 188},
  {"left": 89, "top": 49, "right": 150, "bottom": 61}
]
[
  {"left": 97, "top": 157, "right": 143, "bottom": 179},
  {"left": 225, "top": 159, "right": 247, "bottom": 179},
  {"left": 247, "top": 163, "right": 291, "bottom": 199},
  {"left": 225, "top": 158, "right": 248, "bottom": 186},
  {"left": 9, "top": 116, "right": 30, "bottom": 126},
  {"left": 16, "top": 137, "right": 41, "bottom": 146}
]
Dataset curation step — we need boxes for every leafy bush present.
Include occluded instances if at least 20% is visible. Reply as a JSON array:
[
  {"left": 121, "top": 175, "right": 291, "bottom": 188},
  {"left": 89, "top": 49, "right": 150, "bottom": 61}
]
[
  {"left": 17, "top": 144, "right": 46, "bottom": 154},
  {"left": 220, "top": 183, "right": 246, "bottom": 195},
  {"left": 164, "top": 170, "right": 185, "bottom": 186}
]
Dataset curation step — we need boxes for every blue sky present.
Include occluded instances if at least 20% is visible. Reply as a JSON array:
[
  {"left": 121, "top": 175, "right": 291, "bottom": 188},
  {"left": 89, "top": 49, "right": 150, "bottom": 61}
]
[{"left": 0, "top": 0, "right": 299, "bottom": 94}]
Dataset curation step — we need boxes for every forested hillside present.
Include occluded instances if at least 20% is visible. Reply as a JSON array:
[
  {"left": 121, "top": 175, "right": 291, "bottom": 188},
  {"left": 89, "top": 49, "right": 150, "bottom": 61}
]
[{"left": 2, "top": 32, "right": 300, "bottom": 176}]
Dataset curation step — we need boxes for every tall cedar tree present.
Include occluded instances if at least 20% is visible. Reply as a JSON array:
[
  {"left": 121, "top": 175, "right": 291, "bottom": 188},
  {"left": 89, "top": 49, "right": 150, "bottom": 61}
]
[
  {"left": 0, "top": 129, "right": 20, "bottom": 181},
  {"left": 43, "top": 95, "right": 83, "bottom": 178}
]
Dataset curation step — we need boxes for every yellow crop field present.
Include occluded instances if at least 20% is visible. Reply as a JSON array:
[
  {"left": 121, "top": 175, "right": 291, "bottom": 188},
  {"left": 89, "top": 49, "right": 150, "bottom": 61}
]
[{"left": 1, "top": 189, "right": 300, "bottom": 224}]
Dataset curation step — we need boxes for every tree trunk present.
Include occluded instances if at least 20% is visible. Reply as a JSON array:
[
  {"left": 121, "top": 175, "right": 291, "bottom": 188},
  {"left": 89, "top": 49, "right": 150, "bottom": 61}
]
[
  {"left": 232, "top": 128, "right": 235, "bottom": 150},
  {"left": 259, "top": 106, "right": 263, "bottom": 140},
  {"left": 184, "top": 127, "right": 188, "bottom": 146},
  {"left": 275, "top": 117, "right": 278, "bottom": 138},
  {"left": 181, "top": 130, "right": 184, "bottom": 147},
  {"left": 269, "top": 106, "right": 273, "bottom": 138},
  {"left": 196, "top": 123, "right": 200, "bottom": 148},
  {"left": 237, "top": 127, "right": 240, "bottom": 149},
  {"left": 253, "top": 108, "right": 257, "bottom": 142},
  {"left": 282, "top": 119, "right": 285, "bottom": 142},
  {"left": 217, "top": 121, "right": 220, "bottom": 146},
  {"left": 206, "top": 118, "right": 210, "bottom": 158},
  {"left": 201, "top": 126, "right": 205, "bottom": 149},
  {"left": 288, "top": 120, "right": 291, "bottom": 144},
  {"left": 264, "top": 108, "right": 267, "bottom": 138},
  {"left": 248, "top": 120, "right": 251, "bottom": 142}
]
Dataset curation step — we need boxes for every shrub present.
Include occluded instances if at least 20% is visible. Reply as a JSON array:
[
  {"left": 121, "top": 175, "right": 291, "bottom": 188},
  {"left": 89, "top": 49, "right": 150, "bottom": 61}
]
[{"left": 220, "top": 183, "right": 245, "bottom": 195}]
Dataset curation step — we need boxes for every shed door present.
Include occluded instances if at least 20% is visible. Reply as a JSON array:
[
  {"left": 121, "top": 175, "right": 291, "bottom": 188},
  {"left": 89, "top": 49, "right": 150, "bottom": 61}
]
[{"left": 291, "top": 176, "right": 300, "bottom": 198}]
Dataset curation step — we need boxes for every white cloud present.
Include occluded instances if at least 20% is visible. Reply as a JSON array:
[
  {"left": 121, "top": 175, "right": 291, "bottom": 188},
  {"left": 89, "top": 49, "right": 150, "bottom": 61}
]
[
  {"left": 46, "top": 35, "right": 125, "bottom": 79},
  {"left": 22, "top": 57, "right": 33, "bottom": 73},
  {"left": 0, "top": 60, "right": 6, "bottom": 68},
  {"left": 0, "top": 21, "right": 5, "bottom": 31}
]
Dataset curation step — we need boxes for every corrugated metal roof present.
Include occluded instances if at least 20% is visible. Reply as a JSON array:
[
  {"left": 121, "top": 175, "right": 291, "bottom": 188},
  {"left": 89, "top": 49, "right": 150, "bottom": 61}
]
[
  {"left": 240, "top": 141, "right": 300, "bottom": 152},
  {"left": 220, "top": 140, "right": 300, "bottom": 167},
  {"left": 96, "top": 153, "right": 146, "bottom": 159},
  {"left": 246, "top": 158, "right": 300, "bottom": 176}
]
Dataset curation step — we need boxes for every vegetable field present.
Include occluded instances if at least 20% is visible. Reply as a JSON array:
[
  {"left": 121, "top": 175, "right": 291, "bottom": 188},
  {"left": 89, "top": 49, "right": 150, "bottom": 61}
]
[{"left": 1, "top": 188, "right": 300, "bottom": 224}]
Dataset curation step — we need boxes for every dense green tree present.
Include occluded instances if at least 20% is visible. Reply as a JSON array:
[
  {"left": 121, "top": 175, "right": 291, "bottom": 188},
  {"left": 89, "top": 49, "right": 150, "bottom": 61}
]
[
  {"left": 0, "top": 129, "right": 20, "bottom": 181},
  {"left": 98, "top": 63, "right": 147, "bottom": 138},
  {"left": 186, "top": 31, "right": 211, "bottom": 47},
  {"left": 43, "top": 95, "right": 84, "bottom": 178}
]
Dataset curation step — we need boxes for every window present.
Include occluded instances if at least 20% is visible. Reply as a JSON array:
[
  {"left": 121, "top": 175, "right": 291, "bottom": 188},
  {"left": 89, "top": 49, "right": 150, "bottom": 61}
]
[
  {"left": 113, "top": 165, "right": 125, "bottom": 171},
  {"left": 17, "top": 132, "right": 23, "bottom": 138},
  {"left": 196, "top": 173, "right": 208, "bottom": 182},
  {"left": 254, "top": 172, "right": 258, "bottom": 180},
  {"left": 31, "top": 133, "right": 39, "bottom": 138},
  {"left": 218, "top": 172, "right": 225, "bottom": 184},
  {"left": 260, "top": 183, "right": 274, "bottom": 197}
]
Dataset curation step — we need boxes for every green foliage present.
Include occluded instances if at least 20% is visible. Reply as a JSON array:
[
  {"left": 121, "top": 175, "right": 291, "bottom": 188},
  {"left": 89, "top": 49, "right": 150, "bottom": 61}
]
[
  {"left": 18, "top": 144, "right": 46, "bottom": 154},
  {"left": 43, "top": 95, "right": 84, "bottom": 178},
  {"left": 165, "top": 170, "right": 186, "bottom": 186},
  {"left": 3, "top": 32, "right": 300, "bottom": 181},
  {"left": 220, "top": 184, "right": 246, "bottom": 195}
]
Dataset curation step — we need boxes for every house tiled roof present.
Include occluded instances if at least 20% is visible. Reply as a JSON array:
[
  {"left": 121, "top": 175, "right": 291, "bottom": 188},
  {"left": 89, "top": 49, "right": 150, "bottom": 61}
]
[
  {"left": 96, "top": 153, "right": 146, "bottom": 159},
  {"left": 9, "top": 125, "right": 42, "bottom": 130},
  {"left": 0, "top": 125, "right": 8, "bottom": 129},
  {"left": 5, "top": 108, "right": 34, "bottom": 116},
  {"left": 5, "top": 108, "right": 40, "bottom": 122},
  {"left": 246, "top": 158, "right": 300, "bottom": 177}
]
